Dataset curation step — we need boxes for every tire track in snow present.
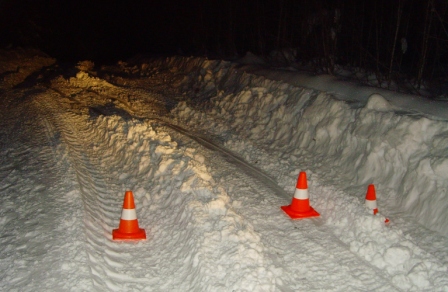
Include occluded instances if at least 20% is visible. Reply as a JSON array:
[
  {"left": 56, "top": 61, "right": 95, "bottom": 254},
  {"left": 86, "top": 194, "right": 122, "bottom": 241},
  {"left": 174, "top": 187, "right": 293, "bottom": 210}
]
[
  {"left": 33, "top": 92, "right": 155, "bottom": 290},
  {"left": 0, "top": 94, "right": 91, "bottom": 291},
  {"left": 161, "top": 122, "right": 288, "bottom": 198}
]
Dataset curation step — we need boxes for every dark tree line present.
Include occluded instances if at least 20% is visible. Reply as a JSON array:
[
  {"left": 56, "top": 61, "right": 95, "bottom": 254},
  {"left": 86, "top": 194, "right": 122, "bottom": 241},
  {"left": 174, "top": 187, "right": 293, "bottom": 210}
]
[
  {"left": 177, "top": 0, "right": 448, "bottom": 91},
  {"left": 1, "top": 0, "right": 447, "bottom": 90}
]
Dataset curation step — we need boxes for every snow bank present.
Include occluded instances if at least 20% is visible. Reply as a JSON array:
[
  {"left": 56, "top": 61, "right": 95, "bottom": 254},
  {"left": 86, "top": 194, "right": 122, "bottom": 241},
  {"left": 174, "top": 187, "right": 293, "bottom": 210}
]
[{"left": 156, "top": 56, "right": 448, "bottom": 237}]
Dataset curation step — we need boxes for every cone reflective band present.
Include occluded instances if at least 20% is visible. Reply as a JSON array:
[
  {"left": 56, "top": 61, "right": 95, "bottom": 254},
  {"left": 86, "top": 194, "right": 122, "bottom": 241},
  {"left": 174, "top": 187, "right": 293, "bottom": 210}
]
[
  {"left": 121, "top": 209, "right": 137, "bottom": 220},
  {"left": 113, "top": 191, "right": 146, "bottom": 240},
  {"left": 365, "top": 184, "right": 378, "bottom": 215},
  {"left": 281, "top": 172, "right": 320, "bottom": 219}
]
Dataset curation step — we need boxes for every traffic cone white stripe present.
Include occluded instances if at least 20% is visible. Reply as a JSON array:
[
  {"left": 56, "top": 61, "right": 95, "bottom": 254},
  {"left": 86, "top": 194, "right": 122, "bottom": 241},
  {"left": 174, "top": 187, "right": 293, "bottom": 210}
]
[
  {"left": 293, "top": 188, "right": 309, "bottom": 200},
  {"left": 121, "top": 209, "right": 137, "bottom": 220},
  {"left": 365, "top": 200, "right": 377, "bottom": 210}
]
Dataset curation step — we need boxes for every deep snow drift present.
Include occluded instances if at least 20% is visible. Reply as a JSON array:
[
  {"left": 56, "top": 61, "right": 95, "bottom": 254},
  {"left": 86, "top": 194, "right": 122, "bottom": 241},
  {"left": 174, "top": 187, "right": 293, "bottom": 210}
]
[{"left": 1, "top": 49, "right": 448, "bottom": 291}]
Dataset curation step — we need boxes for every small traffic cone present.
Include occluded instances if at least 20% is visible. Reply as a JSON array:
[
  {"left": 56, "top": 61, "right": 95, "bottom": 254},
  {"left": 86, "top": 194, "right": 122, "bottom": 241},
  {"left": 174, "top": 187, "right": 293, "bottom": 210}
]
[
  {"left": 365, "top": 184, "right": 390, "bottom": 224},
  {"left": 112, "top": 191, "right": 146, "bottom": 240},
  {"left": 365, "top": 184, "right": 378, "bottom": 215},
  {"left": 281, "top": 172, "right": 320, "bottom": 219}
]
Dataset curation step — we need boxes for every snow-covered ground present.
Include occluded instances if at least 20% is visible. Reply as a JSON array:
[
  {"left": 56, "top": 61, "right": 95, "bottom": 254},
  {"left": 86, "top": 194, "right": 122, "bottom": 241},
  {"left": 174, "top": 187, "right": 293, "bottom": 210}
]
[{"left": 1, "top": 49, "right": 448, "bottom": 291}]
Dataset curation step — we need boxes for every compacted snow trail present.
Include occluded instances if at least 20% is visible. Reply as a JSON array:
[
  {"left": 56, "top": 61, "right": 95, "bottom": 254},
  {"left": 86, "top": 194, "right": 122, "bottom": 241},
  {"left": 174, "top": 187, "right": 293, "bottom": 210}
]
[
  {"left": 35, "top": 93, "right": 129, "bottom": 289},
  {"left": 0, "top": 90, "right": 91, "bottom": 291}
]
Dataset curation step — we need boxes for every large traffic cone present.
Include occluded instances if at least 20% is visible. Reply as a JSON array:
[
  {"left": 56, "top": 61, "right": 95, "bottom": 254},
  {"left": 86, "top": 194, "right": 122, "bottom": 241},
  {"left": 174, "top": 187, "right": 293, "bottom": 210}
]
[
  {"left": 112, "top": 191, "right": 146, "bottom": 240},
  {"left": 281, "top": 172, "right": 320, "bottom": 219},
  {"left": 365, "top": 184, "right": 378, "bottom": 215}
]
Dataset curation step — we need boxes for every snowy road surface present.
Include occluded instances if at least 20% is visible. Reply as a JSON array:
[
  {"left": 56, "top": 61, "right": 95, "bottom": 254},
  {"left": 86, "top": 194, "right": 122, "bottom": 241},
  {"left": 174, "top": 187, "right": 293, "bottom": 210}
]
[{"left": 1, "top": 53, "right": 448, "bottom": 291}]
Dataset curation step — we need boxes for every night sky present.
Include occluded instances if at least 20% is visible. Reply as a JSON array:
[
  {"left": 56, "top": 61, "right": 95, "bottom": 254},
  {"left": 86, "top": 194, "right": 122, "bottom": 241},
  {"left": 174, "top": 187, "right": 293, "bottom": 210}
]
[
  {"left": 0, "top": 1, "right": 201, "bottom": 61},
  {"left": 1, "top": 0, "right": 281, "bottom": 62}
]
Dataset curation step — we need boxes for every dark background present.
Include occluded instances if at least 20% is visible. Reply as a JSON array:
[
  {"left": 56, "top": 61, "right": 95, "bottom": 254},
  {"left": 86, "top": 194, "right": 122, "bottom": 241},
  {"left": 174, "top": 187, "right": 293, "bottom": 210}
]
[{"left": 1, "top": 0, "right": 447, "bottom": 89}]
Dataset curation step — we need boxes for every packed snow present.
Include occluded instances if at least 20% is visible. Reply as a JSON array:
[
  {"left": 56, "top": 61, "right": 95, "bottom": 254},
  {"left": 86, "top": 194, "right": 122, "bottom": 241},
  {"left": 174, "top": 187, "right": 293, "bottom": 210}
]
[{"left": 1, "top": 49, "right": 448, "bottom": 291}]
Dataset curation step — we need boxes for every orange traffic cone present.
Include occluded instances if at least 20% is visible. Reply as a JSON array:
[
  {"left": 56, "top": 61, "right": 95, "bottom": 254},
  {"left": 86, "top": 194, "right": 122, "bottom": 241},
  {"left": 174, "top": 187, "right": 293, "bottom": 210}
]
[
  {"left": 281, "top": 172, "right": 320, "bottom": 219},
  {"left": 365, "top": 184, "right": 390, "bottom": 224},
  {"left": 112, "top": 191, "right": 146, "bottom": 240},
  {"left": 365, "top": 184, "right": 378, "bottom": 215}
]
